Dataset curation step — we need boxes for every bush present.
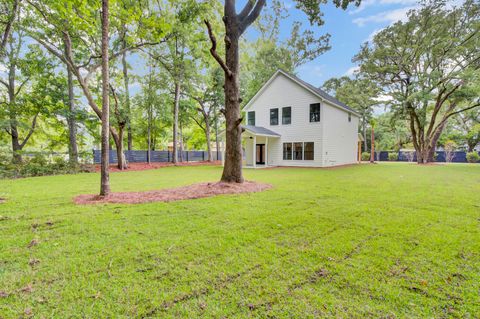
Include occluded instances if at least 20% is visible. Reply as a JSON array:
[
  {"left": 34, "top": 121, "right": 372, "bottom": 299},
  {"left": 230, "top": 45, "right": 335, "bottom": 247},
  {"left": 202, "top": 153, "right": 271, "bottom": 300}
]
[
  {"left": 0, "top": 152, "right": 95, "bottom": 179},
  {"left": 466, "top": 152, "right": 480, "bottom": 163},
  {"left": 361, "top": 152, "right": 370, "bottom": 161},
  {"left": 388, "top": 153, "right": 399, "bottom": 161}
]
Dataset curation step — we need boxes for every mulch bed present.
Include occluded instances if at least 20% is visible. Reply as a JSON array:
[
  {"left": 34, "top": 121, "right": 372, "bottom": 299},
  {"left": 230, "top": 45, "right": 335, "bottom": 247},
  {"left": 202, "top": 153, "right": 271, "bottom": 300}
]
[
  {"left": 74, "top": 181, "right": 271, "bottom": 205},
  {"left": 94, "top": 161, "right": 221, "bottom": 172}
]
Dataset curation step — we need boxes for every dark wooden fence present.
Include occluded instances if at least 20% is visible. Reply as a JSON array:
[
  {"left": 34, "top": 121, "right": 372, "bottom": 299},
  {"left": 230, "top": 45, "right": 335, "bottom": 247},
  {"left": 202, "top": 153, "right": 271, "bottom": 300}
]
[
  {"left": 93, "top": 150, "right": 222, "bottom": 164},
  {"left": 373, "top": 151, "right": 479, "bottom": 163}
]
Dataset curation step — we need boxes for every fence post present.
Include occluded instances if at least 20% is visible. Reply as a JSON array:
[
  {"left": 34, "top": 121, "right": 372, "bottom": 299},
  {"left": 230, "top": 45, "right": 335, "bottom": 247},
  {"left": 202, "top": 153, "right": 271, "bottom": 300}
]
[
  {"left": 168, "top": 151, "right": 170, "bottom": 162},
  {"left": 186, "top": 151, "right": 189, "bottom": 162},
  {"left": 202, "top": 151, "right": 205, "bottom": 161}
]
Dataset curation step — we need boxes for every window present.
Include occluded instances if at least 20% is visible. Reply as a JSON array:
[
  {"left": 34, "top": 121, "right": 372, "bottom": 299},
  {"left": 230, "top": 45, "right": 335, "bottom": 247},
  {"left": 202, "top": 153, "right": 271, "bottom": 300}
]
[
  {"left": 270, "top": 108, "right": 279, "bottom": 125},
  {"left": 283, "top": 143, "right": 292, "bottom": 160},
  {"left": 247, "top": 111, "right": 255, "bottom": 126},
  {"left": 310, "top": 103, "right": 320, "bottom": 122},
  {"left": 294, "top": 142, "right": 303, "bottom": 160},
  {"left": 282, "top": 107, "right": 291, "bottom": 125},
  {"left": 304, "top": 142, "right": 314, "bottom": 160},
  {"left": 348, "top": 113, "right": 351, "bottom": 122}
]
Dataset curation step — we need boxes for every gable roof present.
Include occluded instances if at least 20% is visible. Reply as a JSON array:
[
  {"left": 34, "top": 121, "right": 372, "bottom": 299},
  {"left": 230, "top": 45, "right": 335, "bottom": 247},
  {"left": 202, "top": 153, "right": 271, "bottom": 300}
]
[
  {"left": 243, "top": 69, "right": 360, "bottom": 117},
  {"left": 243, "top": 125, "right": 281, "bottom": 137}
]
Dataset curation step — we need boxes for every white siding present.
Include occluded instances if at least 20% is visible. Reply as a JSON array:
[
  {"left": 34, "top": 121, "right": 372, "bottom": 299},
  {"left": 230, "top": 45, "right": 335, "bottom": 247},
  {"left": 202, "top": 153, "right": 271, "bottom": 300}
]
[
  {"left": 245, "top": 72, "right": 359, "bottom": 167},
  {"left": 322, "top": 102, "right": 359, "bottom": 166},
  {"left": 245, "top": 73, "right": 324, "bottom": 167}
]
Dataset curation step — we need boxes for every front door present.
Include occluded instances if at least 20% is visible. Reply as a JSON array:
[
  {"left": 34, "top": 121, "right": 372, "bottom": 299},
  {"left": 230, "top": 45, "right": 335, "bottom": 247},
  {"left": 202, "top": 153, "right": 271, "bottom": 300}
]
[{"left": 256, "top": 144, "right": 265, "bottom": 165}]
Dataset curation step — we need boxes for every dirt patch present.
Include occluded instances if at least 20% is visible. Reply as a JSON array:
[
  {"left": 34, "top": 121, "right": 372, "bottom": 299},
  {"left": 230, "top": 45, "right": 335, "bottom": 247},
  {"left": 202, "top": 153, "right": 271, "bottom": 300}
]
[
  {"left": 93, "top": 161, "right": 221, "bottom": 173},
  {"left": 0, "top": 198, "right": 5, "bottom": 203},
  {"left": 74, "top": 181, "right": 271, "bottom": 205}
]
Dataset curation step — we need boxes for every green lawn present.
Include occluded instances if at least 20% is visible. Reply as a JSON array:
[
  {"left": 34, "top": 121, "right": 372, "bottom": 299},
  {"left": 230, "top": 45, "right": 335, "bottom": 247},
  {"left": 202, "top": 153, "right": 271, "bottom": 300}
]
[{"left": 0, "top": 163, "right": 479, "bottom": 318}]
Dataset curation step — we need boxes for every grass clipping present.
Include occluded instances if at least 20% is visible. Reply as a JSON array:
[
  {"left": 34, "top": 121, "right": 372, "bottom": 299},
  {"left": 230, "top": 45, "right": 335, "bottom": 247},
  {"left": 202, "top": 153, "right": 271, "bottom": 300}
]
[{"left": 74, "top": 181, "right": 271, "bottom": 205}]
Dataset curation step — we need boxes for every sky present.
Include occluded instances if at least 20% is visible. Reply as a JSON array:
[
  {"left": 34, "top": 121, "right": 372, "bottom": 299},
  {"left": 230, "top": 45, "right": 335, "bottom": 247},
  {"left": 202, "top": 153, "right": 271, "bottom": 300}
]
[{"left": 265, "top": 0, "right": 420, "bottom": 87}]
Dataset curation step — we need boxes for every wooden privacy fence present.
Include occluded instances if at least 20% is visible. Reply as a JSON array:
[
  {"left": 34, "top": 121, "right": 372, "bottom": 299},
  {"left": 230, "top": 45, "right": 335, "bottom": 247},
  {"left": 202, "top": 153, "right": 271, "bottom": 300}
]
[
  {"left": 93, "top": 150, "right": 222, "bottom": 164},
  {"left": 373, "top": 151, "right": 480, "bottom": 163}
]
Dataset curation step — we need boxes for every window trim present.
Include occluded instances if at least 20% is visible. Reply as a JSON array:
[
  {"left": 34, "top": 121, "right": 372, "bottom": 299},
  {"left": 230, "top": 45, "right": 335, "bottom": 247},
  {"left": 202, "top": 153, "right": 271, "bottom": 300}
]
[
  {"left": 304, "top": 142, "right": 314, "bottom": 160},
  {"left": 309, "top": 103, "right": 321, "bottom": 123},
  {"left": 247, "top": 111, "right": 255, "bottom": 126},
  {"left": 293, "top": 142, "right": 303, "bottom": 160},
  {"left": 283, "top": 142, "right": 293, "bottom": 160},
  {"left": 270, "top": 108, "right": 279, "bottom": 126},
  {"left": 282, "top": 106, "right": 291, "bottom": 125}
]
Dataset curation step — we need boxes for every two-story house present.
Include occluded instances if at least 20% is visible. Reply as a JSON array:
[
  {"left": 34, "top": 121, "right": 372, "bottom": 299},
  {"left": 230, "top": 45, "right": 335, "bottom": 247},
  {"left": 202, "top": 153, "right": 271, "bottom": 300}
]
[{"left": 238, "top": 69, "right": 360, "bottom": 168}]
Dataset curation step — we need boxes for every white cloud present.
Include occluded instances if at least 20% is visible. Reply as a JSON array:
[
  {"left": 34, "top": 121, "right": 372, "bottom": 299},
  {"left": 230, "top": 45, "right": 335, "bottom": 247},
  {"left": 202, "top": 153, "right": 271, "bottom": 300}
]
[
  {"left": 344, "top": 66, "right": 360, "bottom": 77},
  {"left": 352, "top": 6, "right": 415, "bottom": 26}
]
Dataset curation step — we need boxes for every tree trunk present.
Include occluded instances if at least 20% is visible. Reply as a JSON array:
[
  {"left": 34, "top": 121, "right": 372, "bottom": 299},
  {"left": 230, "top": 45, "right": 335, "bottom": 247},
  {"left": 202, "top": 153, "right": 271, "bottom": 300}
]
[
  {"left": 370, "top": 126, "right": 375, "bottom": 163},
  {"left": 214, "top": 113, "right": 220, "bottom": 161},
  {"left": 111, "top": 129, "right": 126, "bottom": 170},
  {"left": 99, "top": 0, "right": 110, "bottom": 196},
  {"left": 147, "top": 101, "right": 152, "bottom": 164},
  {"left": 206, "top": 126, "right": 213, "bottom": 162},
  {"left": 172, "top": 82, "right": 180, "bottom": 164},
  {"left": 66, "top": 62, "right": 78, "bottom": 164},
  {"left": 179, "top": 122, "right": 184, "bottom": 162},
  {"left": 8, "top": 62, "right": 22, "bottom": 164},
  {"left": 221, "top": 27, "right": 244, "bottom": 183},
  {"left": 121, "top": 47, "right": 133, "bottom": 151}
]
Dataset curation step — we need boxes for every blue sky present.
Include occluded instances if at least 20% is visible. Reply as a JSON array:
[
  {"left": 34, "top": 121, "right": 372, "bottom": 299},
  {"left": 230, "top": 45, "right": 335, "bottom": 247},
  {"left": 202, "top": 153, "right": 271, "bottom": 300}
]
[{"left": 257, "top": 0, "right": 420, "bottom": 87}]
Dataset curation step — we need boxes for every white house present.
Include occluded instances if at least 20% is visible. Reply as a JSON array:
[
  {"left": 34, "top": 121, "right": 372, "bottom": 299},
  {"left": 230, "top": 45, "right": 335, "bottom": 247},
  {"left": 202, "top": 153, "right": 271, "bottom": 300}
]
[{"left": 231, "top": 69, "right": 360, "bottom": 168}]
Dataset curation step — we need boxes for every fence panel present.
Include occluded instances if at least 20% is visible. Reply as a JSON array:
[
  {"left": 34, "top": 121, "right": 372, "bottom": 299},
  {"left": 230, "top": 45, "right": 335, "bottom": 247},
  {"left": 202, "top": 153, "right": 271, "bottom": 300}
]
[{"left": 93, "top": 150, "right": 222, "bottom": 164}]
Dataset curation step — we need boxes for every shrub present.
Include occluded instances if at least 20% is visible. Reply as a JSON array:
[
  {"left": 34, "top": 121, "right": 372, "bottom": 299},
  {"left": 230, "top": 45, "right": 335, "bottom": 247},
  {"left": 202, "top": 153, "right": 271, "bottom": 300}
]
[
  {"left": 466, "top": 152, "right": 480, "bottom": 163},
  {"left": 361, "top": 152, "right": 370, "bottom": 161},
  {"left": 388, "top": 153, "right": 398, "bottom": 161},
  {"left": 0, "top": 152, "right": 95, "bottom": 179}
]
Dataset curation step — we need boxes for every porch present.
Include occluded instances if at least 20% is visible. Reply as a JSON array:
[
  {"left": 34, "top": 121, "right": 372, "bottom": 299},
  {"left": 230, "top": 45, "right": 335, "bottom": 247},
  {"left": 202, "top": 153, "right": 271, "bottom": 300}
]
[{"left": 220, "top": 125, "right": 281, "bottom": 169}]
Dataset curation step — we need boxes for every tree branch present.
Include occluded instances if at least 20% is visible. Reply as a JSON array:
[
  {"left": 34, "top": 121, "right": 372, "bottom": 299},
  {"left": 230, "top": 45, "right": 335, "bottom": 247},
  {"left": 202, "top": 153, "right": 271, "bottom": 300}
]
[
  {"left": 204, "top": 19, "right": 232, "bottom": 78},
  {"left": 239, "top": 0, "right": 265, "bottom": 35},
  {"left": 0, "top": 0, "right": 19, "bottom": 56},
  {"left": 19, "top": 112, "right": 39, "bottom": 149}
]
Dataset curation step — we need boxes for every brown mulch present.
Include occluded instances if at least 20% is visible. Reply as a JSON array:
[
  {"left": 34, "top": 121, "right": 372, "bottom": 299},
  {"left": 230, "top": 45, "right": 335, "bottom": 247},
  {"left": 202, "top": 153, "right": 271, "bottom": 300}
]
[
  {"left": 93, "top": 161, "right": 221, "bottom": 172},
  {"left": 74, "top": 181, "right": 271, "bottom": 205}
]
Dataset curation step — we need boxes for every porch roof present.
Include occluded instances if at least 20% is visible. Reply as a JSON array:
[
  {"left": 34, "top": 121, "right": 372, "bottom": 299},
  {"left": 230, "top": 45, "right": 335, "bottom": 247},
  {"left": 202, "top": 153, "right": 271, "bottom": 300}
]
[{"left": 243, "top": 125, "right": 281, "bottom": 138}]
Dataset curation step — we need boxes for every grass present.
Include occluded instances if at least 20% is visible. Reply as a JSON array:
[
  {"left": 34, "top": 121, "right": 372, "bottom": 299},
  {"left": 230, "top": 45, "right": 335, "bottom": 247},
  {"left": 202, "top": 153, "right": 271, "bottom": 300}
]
[{"left": 0, "top": 163, "right": 479, "bottom": 318}]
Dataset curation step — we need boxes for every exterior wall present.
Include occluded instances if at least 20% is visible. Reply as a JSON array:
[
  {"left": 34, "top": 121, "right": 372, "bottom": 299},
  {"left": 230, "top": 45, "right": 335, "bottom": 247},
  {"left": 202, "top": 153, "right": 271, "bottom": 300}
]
[
  {"left": 245, "top": 73, "right": 359, "bottom": 167},
  {"left": 321, "top": 102, "right": 359, "bottom": 166},
  {"left": 245, "top": 73, "right": 324, "bottom": 167}
]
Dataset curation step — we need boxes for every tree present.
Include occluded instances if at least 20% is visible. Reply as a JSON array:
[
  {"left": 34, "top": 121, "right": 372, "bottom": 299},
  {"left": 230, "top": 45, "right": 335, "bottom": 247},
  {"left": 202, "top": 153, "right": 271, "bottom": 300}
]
[
  {"left": 24, "top": 0, "right": 168, "bottom": 170},
  {"left": 451, "top": 110, "right": 480, "bottom": 152},
  {"left": 0, "top": 0, "right": 19, "bottom": 56},
  {"left": 322, "top": 76, "right": 378, "bottom": 152},
  {"left": 0, "top": 31, "right": 56, "bottom": 163},
  {"left": 204, "top": 0, "right": 360, "bottom": 183},
  {"left": 354, "top": 0, "right": 480, "bottom": 164},
  {"left": 99, "top": 0, "right": 110, "bottom": 196}
]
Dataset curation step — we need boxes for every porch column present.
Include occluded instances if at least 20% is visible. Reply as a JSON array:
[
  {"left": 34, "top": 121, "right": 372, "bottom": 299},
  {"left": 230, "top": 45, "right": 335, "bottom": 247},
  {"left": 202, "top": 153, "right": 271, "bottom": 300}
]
[
  {"left": 265, "top": 137, "right": 268, "bottom": 167},
  {"left": 253, "top": 135, "right": 256, "bottom": 168}
]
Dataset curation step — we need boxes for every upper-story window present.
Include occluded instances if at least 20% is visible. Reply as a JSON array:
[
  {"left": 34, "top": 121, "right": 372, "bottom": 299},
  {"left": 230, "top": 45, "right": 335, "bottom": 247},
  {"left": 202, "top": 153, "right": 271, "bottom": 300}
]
[
  {"left": 310, "top": 103, "right": 320, "bottom": 122},
  {"left": 348, "top": 113, "right": 352, "bottom": 122},
  {"left": 282, "top": 107, "right": 291, "bottom": 125},
  {"left": 247, "top": 111, "right": 255, "bottom": 126},
  {"left": 270, "top": 108, "right": 279, "bottom": 125}
]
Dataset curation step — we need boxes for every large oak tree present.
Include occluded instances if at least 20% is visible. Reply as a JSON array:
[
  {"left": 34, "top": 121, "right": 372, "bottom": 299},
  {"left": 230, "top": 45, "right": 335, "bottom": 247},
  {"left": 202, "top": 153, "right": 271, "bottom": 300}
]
[{"left": 354, "top": 0, "right": 480, "bottom": 163}]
